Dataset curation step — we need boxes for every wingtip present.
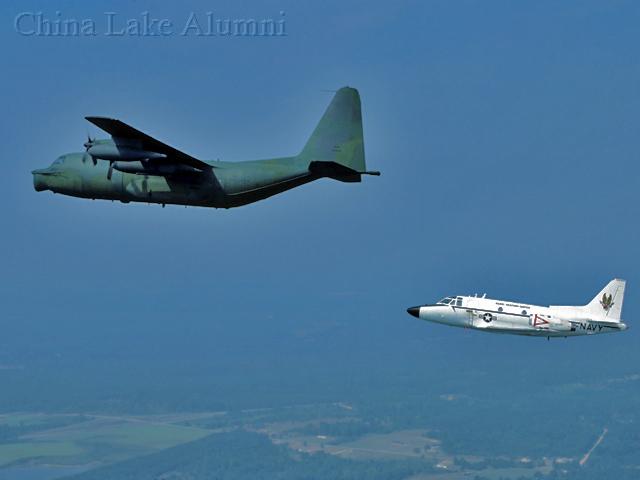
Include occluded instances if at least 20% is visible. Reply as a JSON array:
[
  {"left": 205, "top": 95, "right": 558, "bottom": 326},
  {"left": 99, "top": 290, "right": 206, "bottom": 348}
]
[{"left": 85, "top": 116, "right": 112, "bottom": 121}]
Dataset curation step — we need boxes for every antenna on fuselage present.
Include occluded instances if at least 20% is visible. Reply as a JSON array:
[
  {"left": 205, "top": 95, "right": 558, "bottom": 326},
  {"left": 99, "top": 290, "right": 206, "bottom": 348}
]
[{"left": 482, "top": 293, "right": 486, "bottom": 298}]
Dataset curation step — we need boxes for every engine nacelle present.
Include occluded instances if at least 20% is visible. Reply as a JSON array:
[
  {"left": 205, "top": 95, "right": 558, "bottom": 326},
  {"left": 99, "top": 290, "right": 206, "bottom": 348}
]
[
  {"left": 548, "top": 321, "right": 573, "bottom": 332},
  {"left": 529, "top": 314, "right": 573, "bottom": 331},
  {"left": 112, "top": 161, "right": 199, "bottom": 176},
  {"left": 87, "top": 144, "right": 166, "bottom": 162}
]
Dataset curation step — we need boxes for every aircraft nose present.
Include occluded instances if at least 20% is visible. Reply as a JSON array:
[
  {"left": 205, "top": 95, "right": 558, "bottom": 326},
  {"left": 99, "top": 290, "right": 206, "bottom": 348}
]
[
  {"left": 32, "top": 169, "right": 49, "bottom": 192},
  {"left": 407, "top": 306, "right": 421, "bottom": 318}
]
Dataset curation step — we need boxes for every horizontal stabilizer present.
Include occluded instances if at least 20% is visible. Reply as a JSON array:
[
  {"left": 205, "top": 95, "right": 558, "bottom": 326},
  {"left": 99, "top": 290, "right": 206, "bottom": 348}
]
[
  {"left": 588, "top": 319, "right": 626, "bottom": 327},
  {"left": 309, "top": 160, "right": 380, "bottom": 183}
]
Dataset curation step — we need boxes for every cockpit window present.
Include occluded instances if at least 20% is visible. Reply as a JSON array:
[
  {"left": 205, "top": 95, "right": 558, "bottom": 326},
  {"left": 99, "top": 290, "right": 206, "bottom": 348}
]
[
  {"left": 437, "top": 297, "right": 454, "bottom": 305},
  {"left": 456, "top": 298, "right": 463, "bottom": 307},
  {"left": 52, "top": 156, "right": 65, "bottom": 165}
]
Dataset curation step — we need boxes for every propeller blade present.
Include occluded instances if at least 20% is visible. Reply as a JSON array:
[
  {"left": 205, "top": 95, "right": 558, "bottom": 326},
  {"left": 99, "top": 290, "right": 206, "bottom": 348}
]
[
  {"left": 82, "top": 133, "right": 97, "bottom": 164},
  {"left": 83, "top": 133, "right": 94, "bottom": 151},
  {"left": 107, "top": 161, "right": 114, "bottom": 180}
]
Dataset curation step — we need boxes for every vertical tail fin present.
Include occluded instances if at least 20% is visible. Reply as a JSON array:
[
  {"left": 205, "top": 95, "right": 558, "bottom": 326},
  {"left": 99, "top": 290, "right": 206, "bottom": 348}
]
[
  {"left": 299, "top": 87, "right": 378, "bottom": 182},
  {"left": 585, "top": 279, "right": 626, "bottom": 321}
]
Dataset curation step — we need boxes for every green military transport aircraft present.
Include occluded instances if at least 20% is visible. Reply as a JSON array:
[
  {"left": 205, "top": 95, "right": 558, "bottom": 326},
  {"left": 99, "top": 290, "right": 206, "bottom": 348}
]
[{"left": 32, "top": 87, "right": 379, "bottom": 208}]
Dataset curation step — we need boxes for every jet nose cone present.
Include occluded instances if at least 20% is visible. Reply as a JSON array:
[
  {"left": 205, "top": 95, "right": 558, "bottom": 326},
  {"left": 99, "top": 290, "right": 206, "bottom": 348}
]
[{"left": 407, "top": 306, "right": 421, "bottom": 318}]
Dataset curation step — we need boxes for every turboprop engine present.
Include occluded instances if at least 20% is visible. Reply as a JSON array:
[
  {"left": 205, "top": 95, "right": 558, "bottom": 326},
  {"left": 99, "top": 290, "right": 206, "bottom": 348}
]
[
  {"left": 85, "top": 143, "right": 166, "bottom": 162},
  {"left": 83, "top": 137, "right": 169, "bottom": 179},
  {"left": 111, "top": 160, "right": 200, "bottom": 176}
]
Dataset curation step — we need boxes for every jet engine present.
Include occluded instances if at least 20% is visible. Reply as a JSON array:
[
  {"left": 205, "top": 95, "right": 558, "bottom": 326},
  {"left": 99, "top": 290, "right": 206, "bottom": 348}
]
[{"left": 529, "top": 315, "right": 573, "bottom": 331}]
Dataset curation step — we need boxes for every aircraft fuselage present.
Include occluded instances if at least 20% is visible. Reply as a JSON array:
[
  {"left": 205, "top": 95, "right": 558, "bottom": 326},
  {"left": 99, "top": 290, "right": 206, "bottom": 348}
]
[
  {"left": 32, "top": 87, "right": 378, "bottom": 209},
  {"left": 407, "top": 294, "right": 627, "bottom": 338},
  {"left": 32, "top": 153, "right": 320, "bottom": 208}
]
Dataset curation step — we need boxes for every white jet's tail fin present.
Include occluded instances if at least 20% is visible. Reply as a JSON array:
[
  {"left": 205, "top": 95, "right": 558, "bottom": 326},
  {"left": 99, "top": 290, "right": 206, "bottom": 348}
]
[{"left": 584, "top": 279, "right": 626, "bottom": 321}]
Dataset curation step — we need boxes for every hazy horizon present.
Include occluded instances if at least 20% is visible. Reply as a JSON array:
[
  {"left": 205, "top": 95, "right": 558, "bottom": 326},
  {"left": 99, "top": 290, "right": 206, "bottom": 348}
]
[{"left": 2, "top": 1, "right": 640, "bottom": 479}]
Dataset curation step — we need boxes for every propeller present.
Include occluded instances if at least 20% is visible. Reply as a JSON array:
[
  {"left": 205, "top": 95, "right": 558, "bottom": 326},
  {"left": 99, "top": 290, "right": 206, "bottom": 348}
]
[
  {"left": 107, "top": 161, "right": 114, "bottom": 181},
  {"left": 83, "top": 134, "right": 97, "bottom": 165},
  {"left": 83, "top": 133, "right": 93, "bottom": 150}
]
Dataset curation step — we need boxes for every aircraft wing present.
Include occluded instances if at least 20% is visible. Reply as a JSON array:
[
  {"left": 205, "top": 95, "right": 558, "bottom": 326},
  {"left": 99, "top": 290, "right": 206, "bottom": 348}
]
[
  {"left": 482, "top": 326, "right": 566, "bottom": 336},
  {"left": 85, "top": 116, "right": 211, "bottom": 171}
]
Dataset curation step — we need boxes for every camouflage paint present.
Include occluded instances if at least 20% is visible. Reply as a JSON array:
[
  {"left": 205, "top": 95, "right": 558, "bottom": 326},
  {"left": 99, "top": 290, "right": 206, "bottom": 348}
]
[{"left": 32, "top": 87, "right": 375, "bottom": 208}]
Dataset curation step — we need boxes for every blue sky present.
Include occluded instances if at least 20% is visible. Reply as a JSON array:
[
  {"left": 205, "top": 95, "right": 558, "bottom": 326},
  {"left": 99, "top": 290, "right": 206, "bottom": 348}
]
[{"left": 2, "top": 0, "right": 640, "bottom": 377}]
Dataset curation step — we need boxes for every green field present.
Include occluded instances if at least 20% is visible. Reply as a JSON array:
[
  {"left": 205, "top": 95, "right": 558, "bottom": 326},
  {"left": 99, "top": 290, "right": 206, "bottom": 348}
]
[
  {"left": 0, "top": 441, "right": 83, "bottom": 467},
  {"left": 0, "top": 412, "right": 210, "bottom": 468}
]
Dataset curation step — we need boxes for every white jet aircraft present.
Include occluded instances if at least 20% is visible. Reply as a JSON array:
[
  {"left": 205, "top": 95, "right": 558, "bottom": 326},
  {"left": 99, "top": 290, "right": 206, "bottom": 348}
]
[{"left": 407, "top": 279, "right": 627, "bottom": 338}]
